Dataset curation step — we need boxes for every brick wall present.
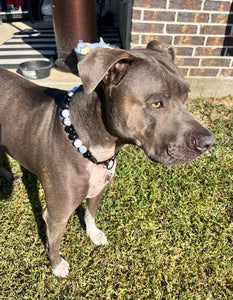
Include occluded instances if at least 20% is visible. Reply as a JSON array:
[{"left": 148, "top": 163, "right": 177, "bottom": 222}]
[{"left": 131, "top": 0, "right": 233, "bottom": 79}]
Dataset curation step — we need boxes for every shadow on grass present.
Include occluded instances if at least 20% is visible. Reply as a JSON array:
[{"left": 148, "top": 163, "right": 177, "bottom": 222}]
[
  {"left": 75, "top": 204, "right": 86, "bottom": 231},
  {"left": 0, "top": 154, "right": 46, "bottom": 247},
  {"left": 21, "top": 167, "right": 47, "bottom": 248},
  {"left": 0, "top": 154, "right": 14, "bottom": 201}
]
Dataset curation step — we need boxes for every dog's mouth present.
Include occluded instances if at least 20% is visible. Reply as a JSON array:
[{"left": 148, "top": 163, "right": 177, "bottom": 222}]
[
  {"left": 147, "top": 155, "right": 193, "bottom": 166},
  {"left": 148, "top": 153, "right": 198, "bottom": 166},
  {"left": 146, "top": 144, "right": 203, "bottom": 167}
]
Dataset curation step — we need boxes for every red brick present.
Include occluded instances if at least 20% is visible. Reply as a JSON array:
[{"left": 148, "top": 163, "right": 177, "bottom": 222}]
[
  {"left": 206, "top": 36, "right": 233, "bottom": 46},
  {"left": 143, "top": 11, "right": 176, "bottom": 22},
  {"left": 131, "top": 34, "right": 140, "bottom": 44},
  {"left": 134, "top": 0, "right": 166, "bottom": 8},
  {"left": 176, "top": 47, "right": 194, "bottom": 56},
  {"left": 176, "top": 57, "right": 200, "bottom": 67},
  {"left": 131, "top": 23, "right": 164, "bottom": 33},
  {"left": 166, "top": 24, "right": 197, "bottom": 34},
  {"left": 195, "top": 47, "right": 224, "bottom": 56},
  {"left": 220, "top": 69, "right": 233, "bottom": 77},
  {"left": 169, "top": 0, "right": 202, "bottom": 10},
  {"left": 204, "top": 1, "right": 231, "bottom": 12},
  {"left": 200, "top": 25, "right": 230, "bottom": 35},
  {"left": 177, "top": 12, "right": 209, "bottom": 23},
  {"left": 211, "top": 13, "right": 229, "bottom": 24},
  {"left": 201, "top": 58, "right": 231, "bottom": 67},
  {"left": 189, "top": 68, "right": 219, "bottom": 76},
  {"left": 141, "top": 35, "right": 173, "bottom": 45},
  {"left": 132, "top": 9, "right": 142, "bottom": 20},
  {"left": 174, "top": 36, "right": 205, "bottom": 46}
]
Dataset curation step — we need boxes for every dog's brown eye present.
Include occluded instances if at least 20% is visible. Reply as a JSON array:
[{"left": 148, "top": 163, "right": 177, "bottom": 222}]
[{"left": 151, "top": 101, "right": 162, "bottom": 109}]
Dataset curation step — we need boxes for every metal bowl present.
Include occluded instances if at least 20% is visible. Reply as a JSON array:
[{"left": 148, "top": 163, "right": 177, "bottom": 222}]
[
  {"left": 74, "top": 45, "right": 120, "bottom": 62},
  {"left": 18, "top": 60, "right": 52, "bottom": 80},
  {"left": 74, "top": 49, "right": 86, "bottom": 62}
]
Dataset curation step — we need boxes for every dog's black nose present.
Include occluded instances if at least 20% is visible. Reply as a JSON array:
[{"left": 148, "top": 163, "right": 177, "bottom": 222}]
[{"left": 192, "top": 133, "right": 216, "bottom": 153}]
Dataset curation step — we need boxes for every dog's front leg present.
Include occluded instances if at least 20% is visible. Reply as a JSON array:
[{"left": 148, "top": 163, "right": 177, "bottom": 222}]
[
  {"left": 43, "top": 208, "right": 70, "bottom": 277},
  {"left": 85, "top": 188, "right": 108, "bottom": 245}
]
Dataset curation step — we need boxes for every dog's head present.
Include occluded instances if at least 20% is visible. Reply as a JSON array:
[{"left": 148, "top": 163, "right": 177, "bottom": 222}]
[{"left": 78, "top": 40, "right": 215, "bottom": 166}]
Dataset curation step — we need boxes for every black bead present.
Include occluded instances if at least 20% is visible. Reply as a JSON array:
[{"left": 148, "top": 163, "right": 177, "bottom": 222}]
[
  {"left": 65, "top": 125, "right": 74, "bottom": 133},
  {"left": 69, "top": 132, "right": 78, "bottom": 140},
  {"left": 83, "top": 151, "right": 97, "bottom": 164},
  {"left": 83, "top": 150, "right": 92, "bottom": 158},
  {"left": 60, "top": 101, "right": 69, "bottom": 109}
]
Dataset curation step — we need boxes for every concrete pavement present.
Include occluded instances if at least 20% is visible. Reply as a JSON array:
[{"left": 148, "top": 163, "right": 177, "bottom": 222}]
[{"left": 0, "top": 20, "right": 81, "bottom": 90}]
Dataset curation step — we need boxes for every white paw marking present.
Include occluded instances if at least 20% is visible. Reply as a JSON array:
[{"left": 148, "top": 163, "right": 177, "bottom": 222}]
[
  {"left": 87, "top": 228, "right": 108, "bottom": 246},
  {"left": 52, "top": 258, "right": 69, "bottom": 278},
  {"left": 85, "top": 207, "right": 108, "bottom": 246},
  {"left": 12, "top": 175, "right": 22, "bottom": 183}
]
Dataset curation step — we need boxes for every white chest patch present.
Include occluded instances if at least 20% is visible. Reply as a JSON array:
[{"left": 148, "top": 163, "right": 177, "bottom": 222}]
[{"left": 86, "top": 161, "right": 117, "bottom": 199}]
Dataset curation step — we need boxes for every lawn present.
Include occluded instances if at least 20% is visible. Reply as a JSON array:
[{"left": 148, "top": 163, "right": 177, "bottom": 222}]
[{"left": 0, "top": 96, "right": 232, "bottom": 299}]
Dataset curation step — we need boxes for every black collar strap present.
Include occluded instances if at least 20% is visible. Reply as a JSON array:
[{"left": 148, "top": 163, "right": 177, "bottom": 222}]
[{"left": 60, "top": 86, "right": 119, "bottom": 170}]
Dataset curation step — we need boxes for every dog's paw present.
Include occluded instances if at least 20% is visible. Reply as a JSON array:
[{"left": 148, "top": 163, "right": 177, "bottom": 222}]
[
  {"left": 12, "top": 175, "right": 22, "bottom": 184},
  {"left": 87, "top": 228, "right": 108, "bottom": 246},
  {"left": 52, "top": 258, "right": 69, "bottom": 278}
]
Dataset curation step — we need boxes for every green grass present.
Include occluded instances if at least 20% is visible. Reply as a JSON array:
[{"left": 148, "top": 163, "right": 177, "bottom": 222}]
[{"left": 0, "top": 96, "right": 232, "bottom": 299}]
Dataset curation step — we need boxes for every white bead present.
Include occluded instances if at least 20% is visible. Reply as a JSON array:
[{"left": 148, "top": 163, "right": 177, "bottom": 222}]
[
  {"left": 79, "top": 145, "right": 87, "bottom": 154},
  {"left": 63, "top": 117, "right": 71, "bottom": 126},
  {"left": 73, "top": 139, "right": 82, "bottom": 148},
  {"left": 61, "top": 109, "right": 69, "bottom": 118},
  {"left": 68, "top": 91, "right": 73, "bottom": 98}
]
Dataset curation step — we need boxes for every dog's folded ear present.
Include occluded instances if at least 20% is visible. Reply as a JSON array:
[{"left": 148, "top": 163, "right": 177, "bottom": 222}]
[
  {"left": 78, "top": 48, "right": 135, "bottom": 94},
  {"left": 147, "top": 40, "right": 176, "bottom": 62}
]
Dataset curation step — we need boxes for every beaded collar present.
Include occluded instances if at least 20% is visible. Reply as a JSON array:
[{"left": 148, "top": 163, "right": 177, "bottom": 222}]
[{"left": 60, "top": 86, "right": 119, "bottom": 170}]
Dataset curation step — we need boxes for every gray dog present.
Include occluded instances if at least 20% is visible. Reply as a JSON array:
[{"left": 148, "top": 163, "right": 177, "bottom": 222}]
[{"left": 0, "top": 40, "right": 215, "bottom": 277}]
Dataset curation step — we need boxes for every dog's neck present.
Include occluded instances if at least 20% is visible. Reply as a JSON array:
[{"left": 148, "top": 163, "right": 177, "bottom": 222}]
[
  {"left": 64, "top": 86, "right": 121, "bottom": 164},
  {"left": 69, "top": 87, "right": 117, "bottom": 147}
]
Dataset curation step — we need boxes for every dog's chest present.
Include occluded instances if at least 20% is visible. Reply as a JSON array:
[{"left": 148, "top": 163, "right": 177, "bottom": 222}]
[{"left": 86, "top": 163, "right": 116, "bottom": 198}]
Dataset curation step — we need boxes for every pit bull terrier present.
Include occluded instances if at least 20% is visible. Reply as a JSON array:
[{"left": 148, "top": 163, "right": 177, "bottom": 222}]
[{"left": 0, "top": 40, "right": 215, "bottom": 277}]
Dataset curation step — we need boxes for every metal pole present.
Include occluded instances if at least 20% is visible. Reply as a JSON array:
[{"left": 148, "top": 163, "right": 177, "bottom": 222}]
[{"left": 51, "top": 0, "right": 97, "bottom": 73}]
